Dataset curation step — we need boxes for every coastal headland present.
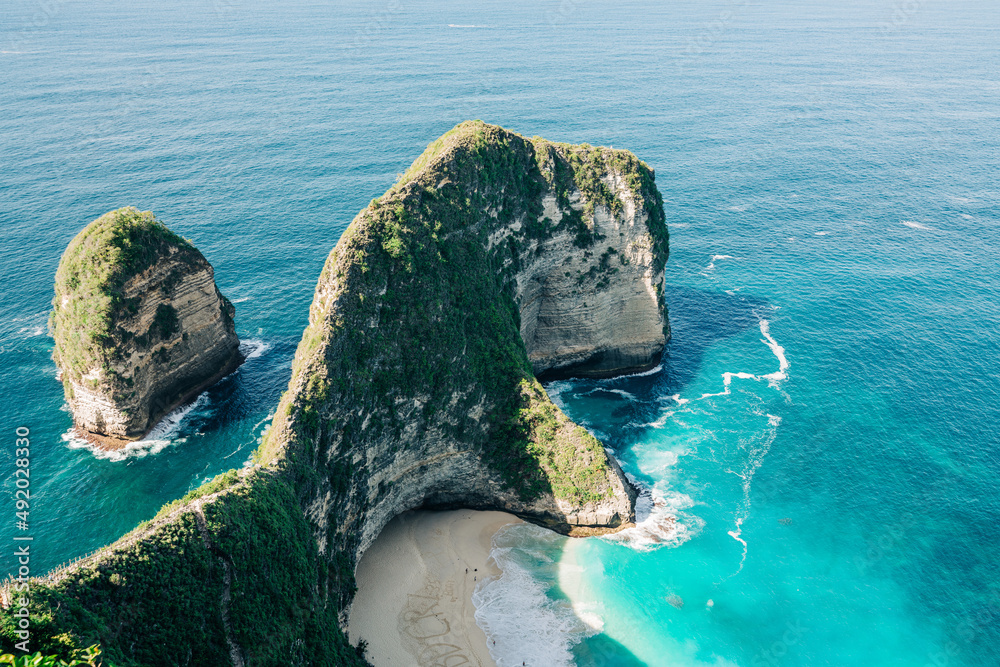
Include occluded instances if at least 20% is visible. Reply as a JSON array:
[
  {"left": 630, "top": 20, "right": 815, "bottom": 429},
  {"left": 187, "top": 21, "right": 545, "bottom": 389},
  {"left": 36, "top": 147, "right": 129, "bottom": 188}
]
[{"left": 0, "top": 121, "right": 669, "bottom": 665}]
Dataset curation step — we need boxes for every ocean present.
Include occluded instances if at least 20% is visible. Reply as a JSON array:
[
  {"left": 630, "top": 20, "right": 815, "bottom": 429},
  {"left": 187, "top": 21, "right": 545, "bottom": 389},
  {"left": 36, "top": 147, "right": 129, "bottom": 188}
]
[{"left": 1, "top": 1, "right": 998, "bottom": 665}]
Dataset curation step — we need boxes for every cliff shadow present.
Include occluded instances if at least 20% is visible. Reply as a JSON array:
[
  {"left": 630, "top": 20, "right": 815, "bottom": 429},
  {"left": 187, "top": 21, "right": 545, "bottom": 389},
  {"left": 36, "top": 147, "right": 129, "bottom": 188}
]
[
  {"left": 572, "top": 633, "right": 649, "bottom": 666},
  {"left": 660, "top": 284, "right": 772, "bottom": 393}
]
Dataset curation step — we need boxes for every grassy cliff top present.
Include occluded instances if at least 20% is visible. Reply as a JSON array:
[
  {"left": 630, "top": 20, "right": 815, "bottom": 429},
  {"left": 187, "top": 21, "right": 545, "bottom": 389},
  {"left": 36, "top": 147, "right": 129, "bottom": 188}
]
[
  {"left": 388, "top": 120, "right": 668, "bottom": 270},
  {"left": 50, "top": 207, "right": 205, "bottom": 382}
]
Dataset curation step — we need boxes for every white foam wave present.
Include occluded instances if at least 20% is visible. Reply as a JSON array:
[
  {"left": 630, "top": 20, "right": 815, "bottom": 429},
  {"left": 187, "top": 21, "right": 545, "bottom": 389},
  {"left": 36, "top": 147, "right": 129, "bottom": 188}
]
[
  {"left": 705, "top": 254, "right": 736, "bottom": 271},
  {"left": 723, "top": 410, "right": 782, "bottom": 579},
  {"left": 604, "top": 481, "right": 700, "bottom": 552},
  {"left": 727, "top": 521, "right": 748, "bottom": 571},
  {"left": 17, "top": 324, "right": 46, "bottom": 337},
  {"left": 240, "top": 339, "right": 271, "bottom": 360},
  {"left": 63, "top": 430, "right": 183, "bottom": 462},
  {"left": 758, "top": 319, "right": 789, "bottom": 386},
  {"left": 698, "top": 371, "right": 754, "bottom": 400},
  {"left": 473, "top": 527, "right": 590, "bottom": 667},
  {"left": 613, "top": 363, "right": 662, "bottom": 379},
  {"left": 687, "top": 319, "right": 789, "bottom": 403},
  {"left": 63, "top": 393, "right": 209, "bottom": 461},
  {"left": 143, "top": 392, "right": 210, "bottom": 441},
  {"left": 639, "top": 411, "right": 674, "bottom": 429},
  {"left": 902, "top": 220, "right": 932, "bottom": 230},
  {"left": 814, "top": 231, "right": 829, "bottom": 236},
  {"left": 583, "top": 387, "right": 637, "bottom": 401}
]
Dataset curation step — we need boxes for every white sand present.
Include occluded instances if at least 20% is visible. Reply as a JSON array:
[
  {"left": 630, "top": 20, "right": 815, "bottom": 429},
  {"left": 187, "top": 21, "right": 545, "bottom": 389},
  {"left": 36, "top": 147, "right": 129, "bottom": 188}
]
[{"left": 349, "top": 509, "right": 522, "bottom": 667}]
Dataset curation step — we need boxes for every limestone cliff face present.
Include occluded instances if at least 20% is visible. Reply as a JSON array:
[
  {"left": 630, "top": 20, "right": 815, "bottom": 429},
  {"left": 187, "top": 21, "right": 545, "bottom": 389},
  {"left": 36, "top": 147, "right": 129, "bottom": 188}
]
[
  {"left": 261, "top": 121, "right": 669, "bottom": 564},
  {"left": 51, "top": 207, "right": 242, "bottom": 447},
  {"left": 513, "top": 165, "right": 669, "bottom": 379}
]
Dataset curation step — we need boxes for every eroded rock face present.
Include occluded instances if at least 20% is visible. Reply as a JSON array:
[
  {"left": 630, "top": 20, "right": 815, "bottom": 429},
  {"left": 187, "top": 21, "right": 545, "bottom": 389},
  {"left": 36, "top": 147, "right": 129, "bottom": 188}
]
[
  {"left": 333, "top": 381, "right": 641, "bottom": 559},
  {"left": 512, "top": 173, "right": 669, "bottom": 380},
  {"left": 51, "top": 207, "right": 242, "bottom": 447}
]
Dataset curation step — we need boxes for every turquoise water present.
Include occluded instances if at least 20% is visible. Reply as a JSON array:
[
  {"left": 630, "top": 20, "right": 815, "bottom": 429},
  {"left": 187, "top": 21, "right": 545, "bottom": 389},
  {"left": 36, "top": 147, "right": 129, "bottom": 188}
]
[{"left": 2, "top": 1, "right": 998, "bottom": 664}]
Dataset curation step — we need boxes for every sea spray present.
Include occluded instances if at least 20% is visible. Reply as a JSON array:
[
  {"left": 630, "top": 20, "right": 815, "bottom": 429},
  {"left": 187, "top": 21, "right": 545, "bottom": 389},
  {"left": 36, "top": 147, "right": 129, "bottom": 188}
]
[
  {"left": 62, "top": 430, "right": 185, "bottom": 462},
  {"left": 239, "top": 338, "right": 272, "bottom": 360},
  {"left": 605, "top": 481, "right": 702, "bottom": 552},
  {"left": 62, "top": 392, "right": 211, "bottom": 461}
]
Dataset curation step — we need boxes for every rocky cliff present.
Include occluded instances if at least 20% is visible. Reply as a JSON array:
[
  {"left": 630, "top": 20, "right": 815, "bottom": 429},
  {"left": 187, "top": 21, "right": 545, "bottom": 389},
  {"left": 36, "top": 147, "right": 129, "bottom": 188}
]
[
  {"left": 50, "top": 207, "right": 243, "bottom": 448},
  {"left": 3, "top": 123, "right": 669, "bottom": 665},
  {"left": 259, "top": 121, "right": 668, "bottom": 561},
  {"left": 520, "top": 148, "right": 669, "bottom": 379}
]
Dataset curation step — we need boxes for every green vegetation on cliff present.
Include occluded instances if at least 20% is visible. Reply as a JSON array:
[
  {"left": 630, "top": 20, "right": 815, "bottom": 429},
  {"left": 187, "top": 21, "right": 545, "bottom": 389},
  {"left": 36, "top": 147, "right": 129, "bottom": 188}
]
[
  {"left": 0, "top": 645, "right": 101, "bottom": 666},
  {"left": 532, "top": 137, "right": 668, "bottom": 265},
  {"left": 2, "top": 472, "right": 366, "bottom": 666},
  {"left": 50, "top": 207, "right": 204, "bottom": 384}
]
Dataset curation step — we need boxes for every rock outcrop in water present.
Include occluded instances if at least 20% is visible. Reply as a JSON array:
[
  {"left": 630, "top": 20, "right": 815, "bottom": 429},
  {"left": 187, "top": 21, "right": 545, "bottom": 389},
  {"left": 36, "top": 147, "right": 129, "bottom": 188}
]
[
  {"left": 50, "top": 207, "right": 243, "bottom": 448},
  {"left": 3, "top": 123, "right": 669, "bottom": 665}
]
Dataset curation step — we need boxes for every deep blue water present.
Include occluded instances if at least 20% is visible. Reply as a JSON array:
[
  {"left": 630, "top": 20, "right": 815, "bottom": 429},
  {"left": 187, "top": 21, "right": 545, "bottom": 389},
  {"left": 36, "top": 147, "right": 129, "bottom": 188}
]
[{"left": 2, "top": 1, "right": 999, "bottom": 665}]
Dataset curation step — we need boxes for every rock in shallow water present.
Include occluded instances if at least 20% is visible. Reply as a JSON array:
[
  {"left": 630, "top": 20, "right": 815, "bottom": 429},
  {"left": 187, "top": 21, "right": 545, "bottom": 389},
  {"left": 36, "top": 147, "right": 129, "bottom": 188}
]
[{"left": 50, "top": 206, "right": 242, "bottom": 448}]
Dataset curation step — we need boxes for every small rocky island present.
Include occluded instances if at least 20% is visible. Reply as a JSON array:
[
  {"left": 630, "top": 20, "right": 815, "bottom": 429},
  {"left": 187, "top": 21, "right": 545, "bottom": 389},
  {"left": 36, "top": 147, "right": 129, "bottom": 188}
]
[
  {"left": 50, "top": 207, "right": 242, "bottom": 448},
  {"left": 4, "top": 123, "right": 669, "bottom": 665}
]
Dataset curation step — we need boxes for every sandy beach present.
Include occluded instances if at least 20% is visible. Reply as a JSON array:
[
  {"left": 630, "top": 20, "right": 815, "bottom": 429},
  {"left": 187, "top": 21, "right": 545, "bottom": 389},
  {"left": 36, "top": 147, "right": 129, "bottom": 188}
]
[{"left": 349, "top": 509, "right": 522, "bottom": 667}]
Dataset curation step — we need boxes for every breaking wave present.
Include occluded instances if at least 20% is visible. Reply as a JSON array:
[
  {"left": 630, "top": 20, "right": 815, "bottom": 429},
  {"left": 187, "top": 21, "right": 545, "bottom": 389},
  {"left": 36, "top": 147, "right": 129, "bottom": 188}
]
[
  {"left": 474, "top": 524, "right": 598, "bottom": 667},
  {"left": 62, "top": 393, "right": 210, "bottom": 462},
  {"left": 604, "top": 479, "right": 702, "bottom": 552},
  {"left": 240, "top": 339, "right": 271, "bottom": 360}
]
